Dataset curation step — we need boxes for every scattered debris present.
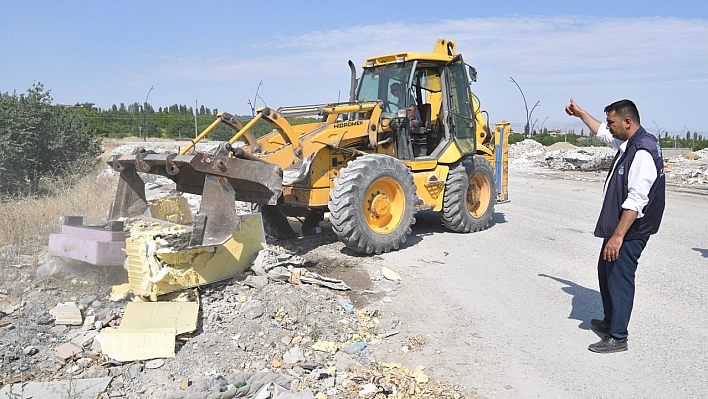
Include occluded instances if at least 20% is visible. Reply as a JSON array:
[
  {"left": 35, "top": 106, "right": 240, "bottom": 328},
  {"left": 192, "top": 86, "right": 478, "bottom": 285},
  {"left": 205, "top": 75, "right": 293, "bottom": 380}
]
[
  {"left": 381, "top": 267, "right": 401, "bottom": 281},
  {"left": 165, "top": 371, "right": 308, "bottom": 399},
  {"left": 145, "top": 359, "right": 165, "bottom": 369},
  {"left": 0, "top": 294, "right": 20, "bottom": 315},
  {"left": 110, "top": 282, "right": 132, "bottom": 302},
  {"left": 0, "top": 376, "right": 112, "bottom": 399},
  {"left": 54, "top": 341, "right": 83, "bottom": 362},
  {"left": 402, "top": 334, "right": 428, "bottom": 353},
  {"left": 311, "top": 341, "right": 339, "bottom": 354},
  {"left": 252, "top": 249, "right": 351, "bottom": 290},
  {"left": 0, "top": 195, "right": 475, "bottom": 398},
  {"left": 50, "top": 302, "right": 83, "bottom": 325}
]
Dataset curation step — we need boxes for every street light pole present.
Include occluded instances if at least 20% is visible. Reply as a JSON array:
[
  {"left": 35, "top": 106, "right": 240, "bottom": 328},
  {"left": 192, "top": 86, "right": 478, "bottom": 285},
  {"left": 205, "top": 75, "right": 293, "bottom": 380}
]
[
  {"left": 143, "top": 86, "right": 154, "bottom": 142},
  {"left": 685, "top": 125, "right": 693, "bottom": 149},
  {"left": 509, "top": 77, "right": 530, "bottom": 136},
  {"left": 528, "top": 101, "right": 541, "bottom": 135},
  {"left": 540, "top": 116, "right": 548, "bottom": 135}
]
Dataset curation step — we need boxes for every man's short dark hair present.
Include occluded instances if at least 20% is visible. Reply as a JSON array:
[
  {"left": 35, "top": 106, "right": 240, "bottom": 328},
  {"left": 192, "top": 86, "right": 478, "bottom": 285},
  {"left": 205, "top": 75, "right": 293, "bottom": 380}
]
[
  {"left": 390, "top": 83, "right": 401, "bottom": 91},
  {"left": 604, "top": 99, "right": 640, "bottom": 125}
]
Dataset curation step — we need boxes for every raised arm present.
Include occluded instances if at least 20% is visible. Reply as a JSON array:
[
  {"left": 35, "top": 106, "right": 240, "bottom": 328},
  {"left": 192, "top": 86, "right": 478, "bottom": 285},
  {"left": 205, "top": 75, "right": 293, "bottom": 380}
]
[{"left": 565, "top": 98, "right": 603, "bottom": 135}]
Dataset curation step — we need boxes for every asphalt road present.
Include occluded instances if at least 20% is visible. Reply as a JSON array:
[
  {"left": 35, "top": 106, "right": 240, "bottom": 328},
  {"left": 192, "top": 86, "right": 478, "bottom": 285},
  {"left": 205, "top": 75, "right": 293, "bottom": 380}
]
[{"left": 359, "top": 167, "right": 708, "bottom": 398}]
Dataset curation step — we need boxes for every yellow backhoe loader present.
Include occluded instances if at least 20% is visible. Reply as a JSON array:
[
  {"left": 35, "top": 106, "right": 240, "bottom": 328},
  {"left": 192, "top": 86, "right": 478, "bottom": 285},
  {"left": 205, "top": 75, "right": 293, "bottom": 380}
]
[{"left": 106, "top": 39, "right": 510, "bottom": 255}]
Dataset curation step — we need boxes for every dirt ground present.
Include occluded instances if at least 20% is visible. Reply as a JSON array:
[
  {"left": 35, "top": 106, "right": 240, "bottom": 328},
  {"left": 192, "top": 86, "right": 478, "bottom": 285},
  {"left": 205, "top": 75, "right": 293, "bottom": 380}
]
[
  {"left": 0, "top": 222, "right": 473, "bottom": 399},
  {"left": 1, "top": 141, "right": 706, "bottom": 398}
]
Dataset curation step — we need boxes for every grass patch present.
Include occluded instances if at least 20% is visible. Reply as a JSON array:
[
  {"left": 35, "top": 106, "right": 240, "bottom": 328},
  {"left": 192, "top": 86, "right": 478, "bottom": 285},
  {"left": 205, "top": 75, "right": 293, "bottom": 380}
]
[{"left": 0, "top": 161, "right": 117, "bottom": 290}]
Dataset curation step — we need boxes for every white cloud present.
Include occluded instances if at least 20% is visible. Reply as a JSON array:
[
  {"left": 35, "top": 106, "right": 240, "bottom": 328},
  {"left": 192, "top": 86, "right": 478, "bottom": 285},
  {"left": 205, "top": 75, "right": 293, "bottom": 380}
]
[{"left": 144, "top": 16, "right": 708, "bottom": 132}]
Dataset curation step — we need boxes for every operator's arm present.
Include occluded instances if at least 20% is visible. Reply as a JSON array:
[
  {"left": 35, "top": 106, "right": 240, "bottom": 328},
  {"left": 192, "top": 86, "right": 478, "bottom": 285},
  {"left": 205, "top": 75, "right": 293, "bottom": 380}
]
[{"left": 565, "top": 98, "right": 602, "bottom": 135}]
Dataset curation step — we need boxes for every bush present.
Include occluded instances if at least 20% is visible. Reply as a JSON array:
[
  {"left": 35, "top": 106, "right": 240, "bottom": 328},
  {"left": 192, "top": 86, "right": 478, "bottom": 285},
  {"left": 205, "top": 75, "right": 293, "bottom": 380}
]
[{"left": 0, "top": 83, "right": 101, "bottom": 195}]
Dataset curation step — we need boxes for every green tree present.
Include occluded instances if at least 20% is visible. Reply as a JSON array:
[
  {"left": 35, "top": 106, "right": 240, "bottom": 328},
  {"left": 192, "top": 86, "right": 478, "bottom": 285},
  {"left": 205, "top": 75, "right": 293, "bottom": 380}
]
[{"left": 0, "top": 83, "right": 101, "bottom": 195}]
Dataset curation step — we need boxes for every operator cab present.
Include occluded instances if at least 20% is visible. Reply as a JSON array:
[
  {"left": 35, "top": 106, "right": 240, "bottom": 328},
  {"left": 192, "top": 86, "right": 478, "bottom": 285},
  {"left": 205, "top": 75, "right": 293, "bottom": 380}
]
[{"left": 355, "top": 55, "right": 478, "bottom": 161}]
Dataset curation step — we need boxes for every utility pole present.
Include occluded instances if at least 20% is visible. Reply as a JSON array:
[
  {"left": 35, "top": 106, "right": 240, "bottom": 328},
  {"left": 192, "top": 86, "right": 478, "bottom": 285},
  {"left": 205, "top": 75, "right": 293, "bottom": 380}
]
[
  {"left": 195, "top": 99, "right": 199, "bottom": 139},
  {"left": 142, "top": 86, "right": 154, "bottom": 142}
]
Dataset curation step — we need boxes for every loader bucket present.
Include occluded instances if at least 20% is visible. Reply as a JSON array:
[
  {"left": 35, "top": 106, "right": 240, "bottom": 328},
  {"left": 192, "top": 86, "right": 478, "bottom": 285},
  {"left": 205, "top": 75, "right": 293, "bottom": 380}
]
[{"left": 107, "top": 143, "right": 283, "bottom": 244}]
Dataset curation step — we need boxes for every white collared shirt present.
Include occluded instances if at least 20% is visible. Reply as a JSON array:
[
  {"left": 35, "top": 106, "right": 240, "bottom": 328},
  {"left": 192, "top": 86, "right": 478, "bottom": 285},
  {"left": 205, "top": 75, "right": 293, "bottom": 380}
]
[{"left": 596, "top": 123, "right": 658, "bottom": 218}]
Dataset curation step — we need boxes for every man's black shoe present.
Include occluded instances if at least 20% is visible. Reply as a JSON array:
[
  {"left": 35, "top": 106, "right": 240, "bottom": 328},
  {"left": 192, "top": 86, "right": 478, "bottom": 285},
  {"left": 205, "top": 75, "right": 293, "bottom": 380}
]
[
  {"left": 588, "top": 336, "right": 628, "bottom": 353},
  {"left": 590, "top": 319, "right": 610, "bottom": 334}
]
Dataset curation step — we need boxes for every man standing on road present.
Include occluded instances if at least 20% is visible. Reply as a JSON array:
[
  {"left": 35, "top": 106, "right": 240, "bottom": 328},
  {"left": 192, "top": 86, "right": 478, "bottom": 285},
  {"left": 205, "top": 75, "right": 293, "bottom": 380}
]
[{"left": 565, "top": 99, "right": 665, "bottom": 353}]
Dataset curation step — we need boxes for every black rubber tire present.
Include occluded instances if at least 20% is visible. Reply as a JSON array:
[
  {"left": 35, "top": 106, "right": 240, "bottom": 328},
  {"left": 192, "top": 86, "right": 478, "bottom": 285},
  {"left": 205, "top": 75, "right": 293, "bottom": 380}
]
[
  {"left": 249, "top": 201, "right": 297, "bottom": 239},
  {"left": 328, "top": 154, "right": 417, "bottom": 254},
  {"left": 441, "top": 155, "right": 496, "bottom": 233}
]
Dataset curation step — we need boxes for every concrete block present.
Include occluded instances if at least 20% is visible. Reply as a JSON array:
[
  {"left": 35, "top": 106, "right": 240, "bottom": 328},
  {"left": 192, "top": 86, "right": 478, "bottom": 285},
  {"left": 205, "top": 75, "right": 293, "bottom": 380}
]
[{"left": 55, "top": 342, "right": 82, "bottom": 361}]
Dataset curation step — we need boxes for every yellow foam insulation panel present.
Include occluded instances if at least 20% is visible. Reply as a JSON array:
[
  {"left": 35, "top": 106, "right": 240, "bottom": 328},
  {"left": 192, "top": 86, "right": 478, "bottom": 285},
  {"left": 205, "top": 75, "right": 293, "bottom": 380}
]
[
  {"left": 102, "top": 327, "right": 176, "bottom": 361},
  {"left": 101, "top": 301, "right": 198, "bottom": 361},
  {"left": 148, "top": 196, "right": 193, "bottom": 224},
  {"left": 126, "top": 213, "right": 266, "bottom": 297},
  {"left": 119, "top": 301, "right": 198, "bottom": 335}
]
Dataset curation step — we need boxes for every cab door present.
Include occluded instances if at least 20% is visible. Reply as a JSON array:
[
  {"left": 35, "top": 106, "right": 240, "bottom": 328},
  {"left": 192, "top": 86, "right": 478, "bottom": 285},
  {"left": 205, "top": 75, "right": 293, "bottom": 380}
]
[{"left": 444, "top": 56, "right": 477, "bottom": 154}]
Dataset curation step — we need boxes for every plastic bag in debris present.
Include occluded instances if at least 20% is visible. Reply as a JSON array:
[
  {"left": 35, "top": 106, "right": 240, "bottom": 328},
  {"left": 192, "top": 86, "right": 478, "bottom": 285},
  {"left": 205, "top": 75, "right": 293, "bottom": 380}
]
[
  {"left": 251, "top": 249, "right": 305, "bottom": 275},
  {"left": 165, "top": 371, "right": 314, "bottom": 399},
  {"left": 251, "top": 249, "right": 350, "bottom": 291}
]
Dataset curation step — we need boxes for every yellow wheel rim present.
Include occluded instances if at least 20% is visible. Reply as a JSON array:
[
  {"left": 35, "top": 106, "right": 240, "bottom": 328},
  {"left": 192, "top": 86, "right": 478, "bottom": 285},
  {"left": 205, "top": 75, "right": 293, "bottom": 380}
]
[
  {"left": 467, "top": 172, "right": 491, "bottom": 218},
  {"left": 364, "top": 177, "right": 405, "bottom": 234}
]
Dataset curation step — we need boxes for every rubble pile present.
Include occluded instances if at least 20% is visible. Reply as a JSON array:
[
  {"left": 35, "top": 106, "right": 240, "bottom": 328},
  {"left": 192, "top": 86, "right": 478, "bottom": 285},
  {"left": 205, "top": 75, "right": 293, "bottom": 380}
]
[
  {"left": 510, "top": 140, "right": 708, "bottom": 188},
  {"left": 509, "top": 139, "right": 615, "bottom": 171},
  {"left": 664, "top": 149, "right": 708, "bottom": 186},
  {"left": 0, "top": 244, "right": 475, "bottom": 398}
]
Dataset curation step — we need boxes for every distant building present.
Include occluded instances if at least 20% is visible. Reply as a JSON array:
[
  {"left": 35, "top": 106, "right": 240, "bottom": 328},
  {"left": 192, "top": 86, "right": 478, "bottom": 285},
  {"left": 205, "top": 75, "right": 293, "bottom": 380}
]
[
  {"left": 548, "top": 129, "right": 561, "bottom": 137},
  {"left": 62, "top": 102, "right": 85, "bottom": 108}
]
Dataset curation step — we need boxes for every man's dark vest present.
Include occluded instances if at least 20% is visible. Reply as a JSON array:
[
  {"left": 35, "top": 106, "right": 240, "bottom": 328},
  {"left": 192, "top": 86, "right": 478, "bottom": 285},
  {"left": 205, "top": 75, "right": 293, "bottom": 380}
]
[{"left": 594, "top": 127, "right": 665, "bottom": 239}]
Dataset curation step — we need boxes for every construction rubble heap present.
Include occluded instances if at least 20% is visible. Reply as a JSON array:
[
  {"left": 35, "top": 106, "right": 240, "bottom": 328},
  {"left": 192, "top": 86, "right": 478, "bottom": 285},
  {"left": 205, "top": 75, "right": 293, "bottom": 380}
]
[
  {"left": 1, "top": 241, "right": 471, "bottom": 399},
  {"left": 510, "top": 139, "right": 708, "bottom": 188}
]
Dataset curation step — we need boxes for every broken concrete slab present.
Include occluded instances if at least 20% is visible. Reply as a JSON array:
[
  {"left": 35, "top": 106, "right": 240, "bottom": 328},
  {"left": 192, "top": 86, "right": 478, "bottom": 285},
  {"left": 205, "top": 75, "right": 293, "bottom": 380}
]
[
  {"left": 50, "top": 302, "right": 83, "bottom": 325},
  {"left": 51, "top": 325, "right": 68, "bottom": 334},
  {"left": 82, "top": 314, "right": 96, "bottom": 328},
  {"left": 70, "top": 330, "right": 98, "bottom": 348},
  {"left": 54, "top": 341, "right": 82, "bottom": 362},
  {"left": 0, "top": 376, "right": 112, "bottom": 399},
  {"left": 244, "top": 274, "right": 269, "bottom": 290}
]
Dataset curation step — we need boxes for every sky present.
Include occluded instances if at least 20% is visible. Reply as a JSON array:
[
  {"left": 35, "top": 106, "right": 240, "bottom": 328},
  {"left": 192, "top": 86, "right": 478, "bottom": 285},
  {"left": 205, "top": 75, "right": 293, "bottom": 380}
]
[{"left": 2, "top": 1, "right": 707, "bottom": 135}]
